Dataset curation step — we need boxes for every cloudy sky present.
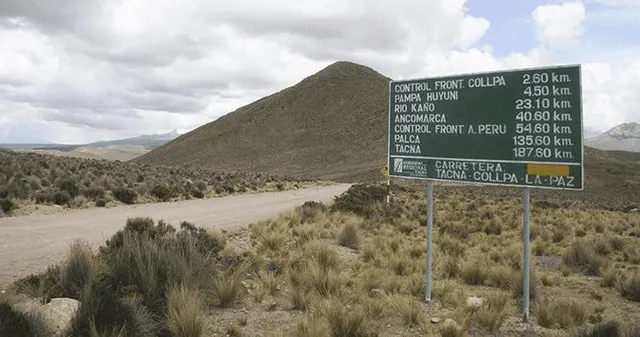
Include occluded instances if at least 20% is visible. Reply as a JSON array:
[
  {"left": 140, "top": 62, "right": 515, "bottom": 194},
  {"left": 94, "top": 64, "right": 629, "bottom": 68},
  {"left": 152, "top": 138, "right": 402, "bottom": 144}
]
[{"left": 0, "top": 0, "right": 638, "bottom": 144}]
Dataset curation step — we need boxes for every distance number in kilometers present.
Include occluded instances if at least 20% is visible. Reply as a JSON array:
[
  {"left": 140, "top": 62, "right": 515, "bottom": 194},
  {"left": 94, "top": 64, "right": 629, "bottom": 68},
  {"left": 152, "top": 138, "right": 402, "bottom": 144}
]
[
  {"left": 516, "top": 123, "right": 550, "bottom": 134},
  {"left": 513, "top": 147, "right": 552, "bottom": 159},
  {"left": 513, "top": 135, "right": 551, "bottom": 146},
  {"left": 515, "top": 98, "right": 550, "bottom": 110},
  {"left": 515, "top": 110, "right": 550, "bottom": 122}
]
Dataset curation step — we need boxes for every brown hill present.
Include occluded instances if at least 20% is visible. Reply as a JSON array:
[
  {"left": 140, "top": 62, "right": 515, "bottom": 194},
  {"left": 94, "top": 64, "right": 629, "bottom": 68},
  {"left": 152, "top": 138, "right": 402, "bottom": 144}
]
[{"left": 133, "top": 61, "right": 390, "bottom": 182}]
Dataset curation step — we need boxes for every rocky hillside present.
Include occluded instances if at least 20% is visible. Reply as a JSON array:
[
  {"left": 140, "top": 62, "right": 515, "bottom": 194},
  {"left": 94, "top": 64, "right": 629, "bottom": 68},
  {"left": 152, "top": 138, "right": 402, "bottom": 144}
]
[
  {"left": 132, "top": 61, "right": 390, "bottom": 182},
  {"left": 586, "top": 122, "right": 640, "bottom": 153}
]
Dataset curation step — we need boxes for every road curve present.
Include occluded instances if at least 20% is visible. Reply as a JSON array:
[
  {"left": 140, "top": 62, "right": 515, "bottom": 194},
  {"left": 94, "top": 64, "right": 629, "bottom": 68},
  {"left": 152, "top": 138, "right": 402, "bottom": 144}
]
[{"left": 0, "top": 184, "right": 352, "bottom": 288}]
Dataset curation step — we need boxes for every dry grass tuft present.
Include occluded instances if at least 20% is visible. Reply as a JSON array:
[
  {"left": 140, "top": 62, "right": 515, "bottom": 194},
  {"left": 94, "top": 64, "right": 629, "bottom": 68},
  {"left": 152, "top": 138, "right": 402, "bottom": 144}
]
[
  {"left": 166, "top": 285, "right": 206, "bottom": 337},
  {"left": 535, "top": 297, "right": 589, "bottom": 329},
  {"left": 321, "top": 299, "right": 377, "bottom": 337},
  {"left": 620, "top": 271, "right": 640, "bottom": 302},
  {"left": 338, "top": 222, "right": 361, "bottom": 250},
  {"left": 388, "top": 295, "right": 423, "bottom": 327}
]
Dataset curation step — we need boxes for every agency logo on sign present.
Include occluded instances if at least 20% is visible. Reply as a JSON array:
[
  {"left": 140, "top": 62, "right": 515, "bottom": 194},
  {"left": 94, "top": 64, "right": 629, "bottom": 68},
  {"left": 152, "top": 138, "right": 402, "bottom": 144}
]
[{"left": 394, "top": 158, "right": 404, "bottom": 173}]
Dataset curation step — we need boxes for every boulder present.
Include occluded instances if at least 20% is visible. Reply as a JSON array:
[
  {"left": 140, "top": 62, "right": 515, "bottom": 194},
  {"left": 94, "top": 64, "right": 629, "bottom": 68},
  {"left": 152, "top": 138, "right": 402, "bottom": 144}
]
[
  {"left": 12, "top": 297, "right": 79, "bottom": 337},
  {"left": 466, "top": 296, "right": 484, "bottom": 308}
]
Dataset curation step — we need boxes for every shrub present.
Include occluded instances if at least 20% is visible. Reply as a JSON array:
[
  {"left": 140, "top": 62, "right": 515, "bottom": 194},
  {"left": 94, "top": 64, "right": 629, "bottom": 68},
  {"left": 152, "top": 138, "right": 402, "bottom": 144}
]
[
  {"left": 113, "top": 187, "right": 137, "bottom": 205},
  {"left": 82, "top": 187, "right": 106, "bottom": 201},
  {"left": 331, "top": 184, "right": 387, "bottom": 218},
  {"left": 151, "top": 184, "right": 174, "bottom": 202},
  {"left": 102, "top": 217, "right": 176, "bottom": 253},
  {"left": 59, "top": 240, "right": 97, "bottom": 300},
  {"left": 54, "top": 191, "right": 72, "bottom": 206},
  {"left": 0, "top": 198, "right": 15, "bottom": 214},
  {"left": 96, "top": 199, "right": 107, "bottom": 207},
  {"left": 215, "top": 270, "right": 245, "bottom": 308},
  {"left": 535, "top": 297, "right": 588, "bottom": 329},
  {"left": 338, "top": 223, "right": 361, "bottom": 250},
  {"left": 69, "top": 282, "right": 158, "bottom": 337},
  {"left": 475, "top": 293, "right": 510, "bottom": 332},
  {"left": 57, "top": 179, "right": 80, "bottom": 197},
  {"left": 620, "top": 272, "right": 640, "bottom": 302},
  {"left": 563, "top": 241, "right": 603, "bottom": 276},
  {"left": 573, "top": 321, "right": 623, "bottom": 337},
  {"left": 461, "top": 259, "right": 489, "bottom": 285},
  {"left": 104, "top": 225, "right": 219, "bottom": 316},
  {"left": 178, "top": 221, "right": 226, "bottom": 255},
  {"left": 322, "top": 300, "right": 376, "bottom": 337},
  {"left": 9, "top": 265, "right": 65, "bottom": 302},
  {"left": 191, "top": 189, "right": 205, "bottom": 199},
  {"left": 298, "top": 201, "right": 328, "bottom": 223}
]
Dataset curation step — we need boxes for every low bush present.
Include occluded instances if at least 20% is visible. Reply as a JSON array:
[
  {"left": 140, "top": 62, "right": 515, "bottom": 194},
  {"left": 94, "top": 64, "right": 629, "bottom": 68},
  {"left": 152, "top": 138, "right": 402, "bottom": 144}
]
[
  {"left": 82, "top": 187, "right": 106, "bottom": 201},
  {"left": 331, "top": 184, "right": 387, "bottom": 218},
  {"left": 338, "top": 223, "right": 361, "bottom": 250},
  {"left": 298, "top": 201, "right": 328, "bottom": 223},
  {"left": 10, "top": 216, "right": 226, "bottom": 337},
  {"left": 151, "top": 184, "right": 174, "bottom": 202},
  {"left": 113, "top": 187, "right": 137, "bottom": 205},
  {"left": 563, "top": 241, "right": 603, "bottom": 276},
  {"left": 535, "top": 297, "right": 588, "bottom": 329},
  {"left": 573, "top": 320, "right": 624, "bottom": 337},
  {"left": 54, "top": 191, "right": 72, "bottom": 206},
  {"left": 0, "top": 198, "right": 15, "bottom": 214},
  {"left": 620, "top": 271, "right": 640, "bottom": 302}
]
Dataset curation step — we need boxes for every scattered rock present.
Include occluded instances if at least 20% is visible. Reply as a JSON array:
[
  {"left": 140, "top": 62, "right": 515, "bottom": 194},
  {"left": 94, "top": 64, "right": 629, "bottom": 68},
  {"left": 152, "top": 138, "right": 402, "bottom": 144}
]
[
  {"left": 12, "top": 297, "right": 80, "bottom": 337},
  {"left": 466, "top": 296, "right": 484, "bottom": 308},
  {"left": 442, "top": 318, "right": 461, "bottom": 330},
  {"left": 369, "top": 289, "right": 387, "bottom": 298},
  {"left": 431, "top": 317, "right": 441, "bottom": 324},
  {"left": 39, "top": 298, "right": 80, "bottom": 337}
]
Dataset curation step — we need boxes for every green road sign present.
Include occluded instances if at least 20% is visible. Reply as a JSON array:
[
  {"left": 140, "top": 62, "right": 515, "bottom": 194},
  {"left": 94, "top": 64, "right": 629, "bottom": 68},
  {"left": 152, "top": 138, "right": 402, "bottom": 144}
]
[{"left": 387, "top": 65, "right": 583, "bottom": 190}]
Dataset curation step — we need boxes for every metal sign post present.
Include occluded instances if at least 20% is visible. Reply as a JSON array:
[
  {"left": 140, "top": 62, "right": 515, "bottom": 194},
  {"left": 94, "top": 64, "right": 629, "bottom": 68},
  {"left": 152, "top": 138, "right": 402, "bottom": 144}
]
[
  {"left": 425, "top": 180, "right": 434, "bottom": 302},
  {"left": 523, "top": 187, "right": 531, "bottom": 320}
]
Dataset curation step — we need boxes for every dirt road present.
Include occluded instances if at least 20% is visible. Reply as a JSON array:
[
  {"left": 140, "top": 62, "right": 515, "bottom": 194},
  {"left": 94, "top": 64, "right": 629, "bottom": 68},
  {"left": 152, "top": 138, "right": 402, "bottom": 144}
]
[{"left": 0, "top": 184, "right": 351, "bottom": 288}]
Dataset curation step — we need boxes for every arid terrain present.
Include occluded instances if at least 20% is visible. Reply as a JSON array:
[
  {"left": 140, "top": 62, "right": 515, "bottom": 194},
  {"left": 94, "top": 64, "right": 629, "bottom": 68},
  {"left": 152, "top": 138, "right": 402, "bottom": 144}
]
[
  {"left": 0, "top": 184, "right": 351, "bottom": 288},
  {"left": 0, "top": 149, "right": 319, "bottom": 218},
  {"left": 1, "top": 61, "right": 639, "bottom": 337},
  {"left": 14, "top": 145, "right": 151, "bottom": 162},
  {"left": 2, "top": 184, "right": 639, "bottom": 337}
]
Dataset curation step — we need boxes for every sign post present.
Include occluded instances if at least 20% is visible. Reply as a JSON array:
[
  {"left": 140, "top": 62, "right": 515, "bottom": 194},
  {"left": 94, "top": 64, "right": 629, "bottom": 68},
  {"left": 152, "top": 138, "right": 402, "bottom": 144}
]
[
  {"left": 387, "top": 65, "right": 583, "bottom": 318},
  {"left": 381, "top": 164, "right": 390, "bottom": 203}
]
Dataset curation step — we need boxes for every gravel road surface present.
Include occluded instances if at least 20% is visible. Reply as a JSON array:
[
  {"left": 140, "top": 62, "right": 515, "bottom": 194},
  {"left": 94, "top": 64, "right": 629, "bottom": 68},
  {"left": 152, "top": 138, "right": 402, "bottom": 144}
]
[{"left": 0, "top": 184, "right": 351, "bottom": 288}]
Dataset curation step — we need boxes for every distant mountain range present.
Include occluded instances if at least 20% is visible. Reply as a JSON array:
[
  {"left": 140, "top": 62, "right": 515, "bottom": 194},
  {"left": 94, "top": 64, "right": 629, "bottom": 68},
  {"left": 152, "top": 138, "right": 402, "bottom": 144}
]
[
  {"left": 585, "top": 122, "right": 640, "bottom": 153},
  {"left": 0, "top": 130, "right": 181, "bottom": 151}
]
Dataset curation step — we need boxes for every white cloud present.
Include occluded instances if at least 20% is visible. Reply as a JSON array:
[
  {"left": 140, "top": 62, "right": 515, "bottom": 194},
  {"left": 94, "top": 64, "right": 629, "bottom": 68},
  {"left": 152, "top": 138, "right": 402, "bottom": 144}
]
[
  {"left": 0, "top": 0, "right": 637, "bottom": 144},
  {"left": 532, "top": 1, "right": 587, "bottom": 48},
  {"left": 581, "top": 58, "right": 640, "bottom": 131}
]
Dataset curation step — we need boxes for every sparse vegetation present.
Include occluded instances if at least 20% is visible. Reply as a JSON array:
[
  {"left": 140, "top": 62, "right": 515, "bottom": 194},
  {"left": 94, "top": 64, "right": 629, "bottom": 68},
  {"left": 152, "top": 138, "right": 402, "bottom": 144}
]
[
  {"left": 0, "top": 149, "right": 318, "bottom": 216},
  {"left": 5, "top": 182, "right": 640, "bottom": 336}
]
